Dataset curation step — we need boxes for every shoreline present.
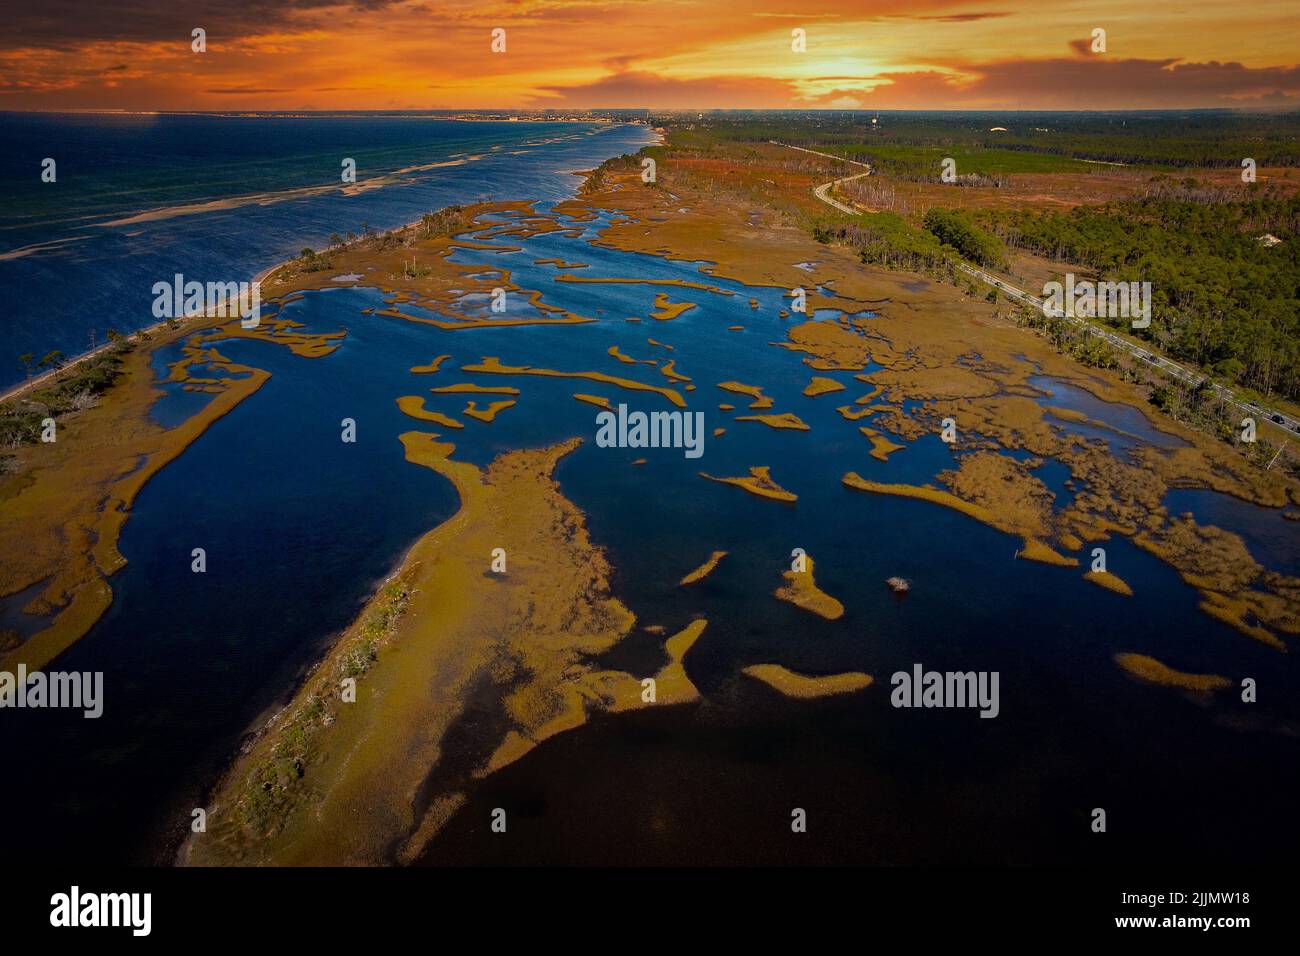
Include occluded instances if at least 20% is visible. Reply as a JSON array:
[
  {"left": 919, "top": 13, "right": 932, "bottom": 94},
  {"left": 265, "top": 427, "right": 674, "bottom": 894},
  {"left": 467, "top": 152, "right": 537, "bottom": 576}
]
[
  {"left": 181, "top": 434, "right": 689, "bottom": 865},
  {"left": 186, "top": 152, "right": 1296, "bottom": 864},
  {"left": 1, "top": 124, "right": 657, "bottom": 676},
  {"left": 7, "top": 120, "right": 1296, "bottom": 867},
  {"left": 1, "top": 121, "right": 659, "bottom": 405},
  {"left": 1, "top": 256, "right": 298, "bottom": 407}
]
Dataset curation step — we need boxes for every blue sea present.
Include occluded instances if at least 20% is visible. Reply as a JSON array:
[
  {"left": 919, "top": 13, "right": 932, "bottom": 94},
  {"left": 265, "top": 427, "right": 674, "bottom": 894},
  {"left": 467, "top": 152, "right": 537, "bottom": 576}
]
[
  {"left": 1, "top": 113, "right": 1298, "bottom": 866},
  {"left": 0, "top": 112, "right": 651, "bottom": 389}
]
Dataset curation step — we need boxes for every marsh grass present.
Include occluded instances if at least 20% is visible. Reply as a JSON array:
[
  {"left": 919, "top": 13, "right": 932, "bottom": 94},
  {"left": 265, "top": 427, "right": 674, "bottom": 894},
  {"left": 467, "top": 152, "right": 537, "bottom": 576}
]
[
  {"left": 237, "top": 581, "right": 409, "bottom": 833},
  {"left": 1, "top": 341, "right": 133, "bottom": 447}
]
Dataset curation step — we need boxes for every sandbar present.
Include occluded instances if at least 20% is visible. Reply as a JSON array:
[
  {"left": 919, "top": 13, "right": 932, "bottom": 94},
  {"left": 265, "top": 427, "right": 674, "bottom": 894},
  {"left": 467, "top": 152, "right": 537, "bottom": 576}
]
[
  {"left": 700, "top": 466, "right": 797, "bottom": 503},
  {"left": 680, "top": 550, "right": 727, "bottom": 585},
  {"left": 742, "top": 664, "right": 872, "bottom": 698},
  {"left": 1114, "top": 653, "right": 1231, "bottom": 692},
  {"left": 774, "top": 555, "right": 845, "bottom": 620}
]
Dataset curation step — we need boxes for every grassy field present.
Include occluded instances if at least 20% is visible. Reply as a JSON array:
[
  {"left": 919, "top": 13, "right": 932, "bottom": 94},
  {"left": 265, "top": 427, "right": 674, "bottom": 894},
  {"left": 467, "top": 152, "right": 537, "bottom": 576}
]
[
  {"left": 656, "top": 110, "right": 1300, "bottom": 168},
  {"left": 634, "top": 116, "right": 1300, "bottom": 421},
  {"left": 827, "top": 143, "right": 1094, "bottom": 177}
]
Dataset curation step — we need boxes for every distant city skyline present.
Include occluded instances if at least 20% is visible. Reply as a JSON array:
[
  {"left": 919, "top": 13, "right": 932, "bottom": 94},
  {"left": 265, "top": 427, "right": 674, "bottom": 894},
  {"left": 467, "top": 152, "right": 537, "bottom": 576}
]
[{"left": 4, "top": 0, "right": 1298, "bottom": 111}]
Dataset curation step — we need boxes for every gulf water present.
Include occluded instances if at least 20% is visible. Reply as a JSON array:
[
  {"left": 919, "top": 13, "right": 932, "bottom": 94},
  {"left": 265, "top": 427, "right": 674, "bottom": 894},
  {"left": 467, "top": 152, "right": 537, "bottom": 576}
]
[{"left": 1, "top": 116, "right": 1297, "bottom": 865}]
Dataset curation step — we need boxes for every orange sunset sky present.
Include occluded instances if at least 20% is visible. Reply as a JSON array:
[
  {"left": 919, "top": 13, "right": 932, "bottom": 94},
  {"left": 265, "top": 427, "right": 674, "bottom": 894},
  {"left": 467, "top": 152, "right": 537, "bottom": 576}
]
[{"left": 3, "top": 0, "right": 1297, "bottom": 111}]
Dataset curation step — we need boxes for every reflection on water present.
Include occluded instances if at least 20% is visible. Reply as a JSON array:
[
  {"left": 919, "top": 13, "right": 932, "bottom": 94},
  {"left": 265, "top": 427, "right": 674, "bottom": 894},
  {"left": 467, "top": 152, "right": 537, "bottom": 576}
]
[
  {"left": 1166, "top": 486, "right": 1299, "bottom": 578},
  {"left": 0, "top": 114, "right": 654, "bottom": 391},
  {"left": 0, "top": 578, "right": 56, "bottom": 642},
  {"left": 5, "top": 192, "right": 1300, "bottom": 867},
  {"left": 1030, "top": 374, "right": 1188, "bottom": 452}
]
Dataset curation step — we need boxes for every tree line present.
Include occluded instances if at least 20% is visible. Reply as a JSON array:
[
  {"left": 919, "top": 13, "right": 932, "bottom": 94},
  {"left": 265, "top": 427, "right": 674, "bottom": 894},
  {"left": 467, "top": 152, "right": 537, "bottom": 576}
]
[{"left": 975, "top": 185, "right": 1300, "bottom": 401}]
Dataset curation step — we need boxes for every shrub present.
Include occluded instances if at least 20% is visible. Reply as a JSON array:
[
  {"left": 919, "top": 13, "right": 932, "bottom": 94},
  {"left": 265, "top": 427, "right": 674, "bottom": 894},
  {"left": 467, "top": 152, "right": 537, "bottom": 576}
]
[{"left": 922, "top": 207, "right": 1006, "bottom": 269}]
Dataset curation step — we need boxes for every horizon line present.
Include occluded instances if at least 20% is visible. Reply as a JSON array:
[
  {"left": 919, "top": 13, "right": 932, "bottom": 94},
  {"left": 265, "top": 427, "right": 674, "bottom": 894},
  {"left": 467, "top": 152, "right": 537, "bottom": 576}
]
[{"left": 4, "top": 106, "right": 1298, "bottom": 116}]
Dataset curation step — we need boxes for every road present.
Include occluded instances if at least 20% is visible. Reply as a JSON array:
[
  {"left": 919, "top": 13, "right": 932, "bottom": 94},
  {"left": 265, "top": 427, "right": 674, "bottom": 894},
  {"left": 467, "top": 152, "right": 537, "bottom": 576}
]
[
  {"left": 813, "top": 172, "right": 873, "bottom": 215},
  {"left": 769, "top": 141, "right": 871, "bottom": 170},
  {"left": 954, "top": 262, "right": 1300, "bottom": 439},
  {"left": 770, "top": 140, "right": 878, "bottom": 216},
  {"left": 780, "top": 139, "right": 1300, "bottom": 441}
]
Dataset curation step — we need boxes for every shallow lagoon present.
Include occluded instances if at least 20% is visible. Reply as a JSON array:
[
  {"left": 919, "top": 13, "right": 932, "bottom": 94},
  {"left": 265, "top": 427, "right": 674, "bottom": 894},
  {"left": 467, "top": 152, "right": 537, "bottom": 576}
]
[
  {"left": 6, "top": 192, "right": 1300, "bottom": 865},
  {"left": 1165, "top": 486, "right": 1299, "bottom": 578}
]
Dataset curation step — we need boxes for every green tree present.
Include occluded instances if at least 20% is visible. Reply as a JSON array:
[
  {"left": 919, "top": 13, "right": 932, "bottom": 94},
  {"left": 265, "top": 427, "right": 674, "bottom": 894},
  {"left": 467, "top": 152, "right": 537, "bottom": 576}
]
[{"left": 922, "top": 207, "right": 1006, "bottom": 268}]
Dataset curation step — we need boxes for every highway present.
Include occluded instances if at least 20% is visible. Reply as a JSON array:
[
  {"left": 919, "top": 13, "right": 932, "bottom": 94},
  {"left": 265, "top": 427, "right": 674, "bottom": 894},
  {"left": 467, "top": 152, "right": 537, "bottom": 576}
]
[
  {"left": 779, "top": 138, "right": 1300, "bottom": 442},
  {"left": 954, "top": 261, "right": 1300, "bottom": 439}
]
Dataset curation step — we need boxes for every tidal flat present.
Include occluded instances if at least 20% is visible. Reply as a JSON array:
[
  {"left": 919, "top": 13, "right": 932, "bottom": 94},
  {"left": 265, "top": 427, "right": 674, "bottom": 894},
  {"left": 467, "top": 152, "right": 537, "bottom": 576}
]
[
  {"left": 187, "top": 157, "right": 1297, "bottom": 865},
  {"left": 4, "top": 127, "right": 1300, "bottom": 866}
]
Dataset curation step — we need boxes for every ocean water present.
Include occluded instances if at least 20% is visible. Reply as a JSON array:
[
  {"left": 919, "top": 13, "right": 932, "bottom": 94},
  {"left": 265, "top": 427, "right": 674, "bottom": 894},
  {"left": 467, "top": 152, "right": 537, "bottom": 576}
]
[
  {"left": 0, "top": 112, "right": 652, "bottom": 390},
  {"left": 2, "top": 117, "right": 1298, "bottom": 866}
]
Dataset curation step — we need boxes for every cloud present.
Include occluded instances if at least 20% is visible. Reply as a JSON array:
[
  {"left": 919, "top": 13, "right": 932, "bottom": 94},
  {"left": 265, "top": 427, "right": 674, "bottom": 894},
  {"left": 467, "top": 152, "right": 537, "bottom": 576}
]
[
  {"left": 1229, "top": 89, "right": 1297, "bottom": 104},
  {"left": 2, "top": 1, "right": 1296, "bottom": 110},
  {"left": 204, "top": 87, "right": 293, "bottom": 95},
  {"left": 534, "top": 70, "right": 799, "bottom": 108},
  {"left": 961, "top": 57, "right": 1300, "bottom": 108},
  {"left": 915, "top": 11, "right": 1012, "bottom": 22},
  {"left": 0, "top": 0, "right": 403, "bottom": 51},
  {"left": 808, "top": 71, "right": 963, "bottom": 108},
  {"left": 798, "top": 57, "right": 1300, "bottom": 109}
]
